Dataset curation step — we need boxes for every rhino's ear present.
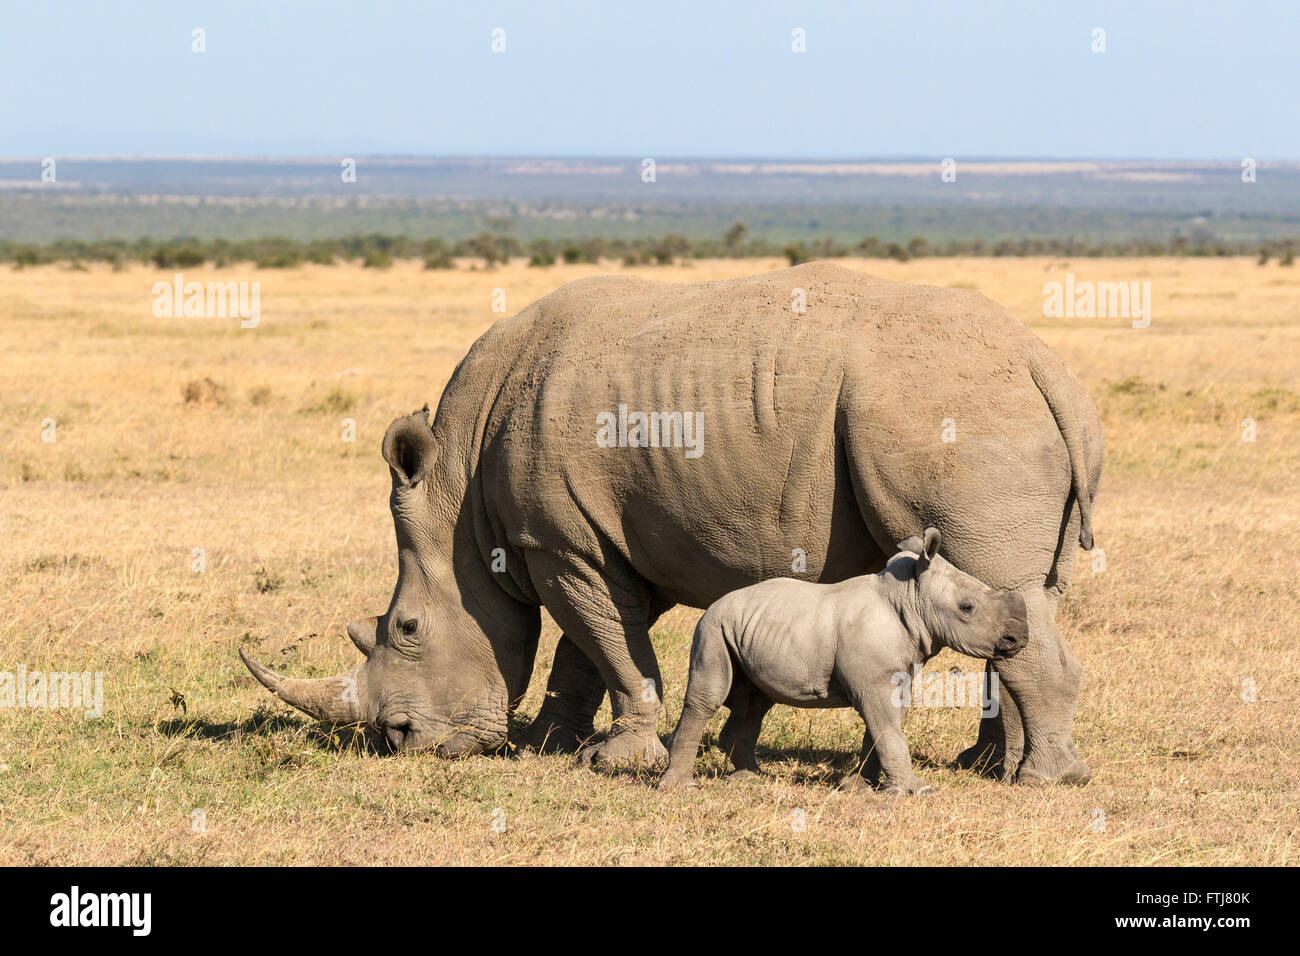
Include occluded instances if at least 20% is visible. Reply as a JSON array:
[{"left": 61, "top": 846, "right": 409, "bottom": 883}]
[
  {"left": 382, "top": 405, "right": 437, "bottom": 488},
  {"left": 917, "top": 527, "right": 942, "bottom": 571}
]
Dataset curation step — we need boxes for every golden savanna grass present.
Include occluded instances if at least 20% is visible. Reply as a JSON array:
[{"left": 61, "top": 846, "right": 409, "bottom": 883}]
[{"left": 1, "top": 257, "right": 1296, "bottom": 865}]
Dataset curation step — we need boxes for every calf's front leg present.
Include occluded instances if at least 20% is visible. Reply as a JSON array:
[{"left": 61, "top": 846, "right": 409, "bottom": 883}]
[
  {"left": 839, "top": 727, "right": 883, "bottom": 792},
  {"left": 856, "top": 691, "right": 933, "bottom": 796}
]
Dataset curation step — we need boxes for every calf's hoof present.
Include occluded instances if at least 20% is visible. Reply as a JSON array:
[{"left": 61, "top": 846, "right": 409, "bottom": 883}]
[
  {"left": 577, "top": 731, "right": 668, "bottom": 772},
  {"left": 726, "top": 769, "right": 761, "bottom": 784},
  {"left": 837, "top": 774, "right": 873, "bottom": 794},
  {"left": 657, "top": 773, "right": 700, "bottom": 792},
  {"left": 879, "top": 778, "right": 935, "bottom": 797}
]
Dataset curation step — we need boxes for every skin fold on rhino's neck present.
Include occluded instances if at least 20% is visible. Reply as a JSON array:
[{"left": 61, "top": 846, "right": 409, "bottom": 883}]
[
  {"left": 397, "top": 476, "right": 524, "bottom": 636},
  {"left": 427, "top": 337, "right": 542, "bottom": 611},
  {"left": 410, "top": 417, "right": 542, "bottom": 702},
  {"left": 406, "top": 332, "right": 547, "bottom": 712},
  {"left": 880, "top": 563, "right": 938, "bottom": 664}
]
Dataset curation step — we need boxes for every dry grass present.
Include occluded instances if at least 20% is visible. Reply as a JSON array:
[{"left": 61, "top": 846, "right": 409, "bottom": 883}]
[{"left": 1, "top": 257, "right": 1297, "bottom": 865}]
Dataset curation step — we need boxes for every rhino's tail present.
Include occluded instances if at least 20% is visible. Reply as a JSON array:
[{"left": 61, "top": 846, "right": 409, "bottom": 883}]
[{"left": 1028, "top": 351, "right": 1097, "bottom": 551}]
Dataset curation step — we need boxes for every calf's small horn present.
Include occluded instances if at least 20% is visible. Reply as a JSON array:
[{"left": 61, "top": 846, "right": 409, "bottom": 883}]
[{"left": 239, "top": 648, "right": 363, "bottom": 724}]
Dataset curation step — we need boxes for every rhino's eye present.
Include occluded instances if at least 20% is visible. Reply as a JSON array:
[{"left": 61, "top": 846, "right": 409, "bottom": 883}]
[
  {"left": 959, "top": 601, "right": 976, "bottom": 615},
  {"left": 401, "top": 619, "right": 418, "bottom": 636}
]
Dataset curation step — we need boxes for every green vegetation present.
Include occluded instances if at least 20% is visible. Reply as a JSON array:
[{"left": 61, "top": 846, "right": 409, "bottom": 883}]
[{"left": 5, "top": 228, "right": 1299, "bottom": 270}]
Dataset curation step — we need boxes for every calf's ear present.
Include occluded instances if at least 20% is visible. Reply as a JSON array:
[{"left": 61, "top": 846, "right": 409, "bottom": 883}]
[
  {"left": 382, "top": 405, "right": 437, "bottom": 488},
  {"left": 917, "top": 527, "right": 942, "bottom": 571},
  {"left": 894, "top": 534, "right": 925, "bottom": 555}
]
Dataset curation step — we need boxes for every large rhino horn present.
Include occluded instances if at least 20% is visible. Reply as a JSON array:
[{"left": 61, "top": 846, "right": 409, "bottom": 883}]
[{"left": 239, "top": 648, "right": 363, "bottom": 724}]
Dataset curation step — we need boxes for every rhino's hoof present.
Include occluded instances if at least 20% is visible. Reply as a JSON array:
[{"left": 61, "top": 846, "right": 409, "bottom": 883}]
[
  {"left": 516, "top": 718, "right": 593, "bottom": 756},
  {"left": 726, "top": 769, "right": 761, "bottom": 784},
  {"left": 657, "top": 774, "right": 699, "bottom": 792},
  {"left": 954, "top": 742, "right": 1006, "bottom": 778},
  {"left": 577, "top": 733, "right": 668, "bottom": 772},
  {"left": 1017, "top": 758, "right": 1092, "bottom": 787}
]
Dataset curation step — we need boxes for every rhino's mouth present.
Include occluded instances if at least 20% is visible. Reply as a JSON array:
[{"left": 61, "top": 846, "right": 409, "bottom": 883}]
[
  {"left": 382, "top": 716, "right": 415, "bottom": 751},
  {"left": 377, "top": 709, "right": 506, "bottom": 756},
  {"left": 382, "top": 720, "right": 477, "bottom": 755}
]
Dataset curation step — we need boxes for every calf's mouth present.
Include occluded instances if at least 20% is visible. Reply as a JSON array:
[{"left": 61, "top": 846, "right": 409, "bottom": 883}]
[{"left": 993, "top": 622, "right": 1029, "bottom": 658}]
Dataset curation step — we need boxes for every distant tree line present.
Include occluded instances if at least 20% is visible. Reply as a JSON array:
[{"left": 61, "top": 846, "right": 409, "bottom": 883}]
[{"left": 1, "top": 225, "right": 1294, "bottom": 270}]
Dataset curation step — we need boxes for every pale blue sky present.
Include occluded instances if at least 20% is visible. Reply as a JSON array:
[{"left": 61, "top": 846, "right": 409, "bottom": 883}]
[{"left": 2, "top": 0, "right": 1295, "bottom": 158}]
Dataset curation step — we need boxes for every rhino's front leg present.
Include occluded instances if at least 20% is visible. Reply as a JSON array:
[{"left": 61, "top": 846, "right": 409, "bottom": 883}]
[
  {"left": 954, "top": 662, "right": 1022, "bottom": 781},
  {"left": 525, "top": 554, "right": 668, "bottom": 771},
  {"left": 573, "top": 624, "right": 667, "bottom": 770},
  {"left": 518, "top": 635, "right": 606, "bottom": 754}
]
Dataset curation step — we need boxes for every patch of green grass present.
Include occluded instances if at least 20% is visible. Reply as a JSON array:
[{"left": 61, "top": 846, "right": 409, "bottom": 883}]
[
  {"left": 301, "top": 388, "right": 357, "bottom": 415},
  {"left": 253, "top": 566, "right": 284, "bottom": 594},
  {"left": 1248, "top": 386, "right": 1299, "bottom": 414},
  {"left": 1107, "top": 374, "right": 1161, "bottom": 396}
]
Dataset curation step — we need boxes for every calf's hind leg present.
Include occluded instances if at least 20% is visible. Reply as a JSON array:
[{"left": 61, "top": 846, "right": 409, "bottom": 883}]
[
  {"left": 718, "top": 676, "right": 773, "bottom": 780},
  {"left": 660, "top": 616, "right": 733, "bottom": 790}
]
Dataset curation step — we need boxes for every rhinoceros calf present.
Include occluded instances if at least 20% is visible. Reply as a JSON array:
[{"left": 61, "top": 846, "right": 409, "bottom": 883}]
[
  {"left": 659, "top": 529, "right": 1028, "bottom": 794},
  {"left": 241, "top": 262, "right": 1101, "bottom": 786}
]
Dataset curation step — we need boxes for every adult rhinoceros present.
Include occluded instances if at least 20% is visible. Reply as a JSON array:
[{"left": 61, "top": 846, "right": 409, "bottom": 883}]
[{"left": 241, "top": 262, "right": 1101, "bottom": 785}]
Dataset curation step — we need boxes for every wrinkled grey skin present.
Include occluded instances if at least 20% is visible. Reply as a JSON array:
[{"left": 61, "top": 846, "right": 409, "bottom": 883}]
[
  {"left": 659, "top": 528, "right": 1028, "bottom": 794},
  {"left": 241, "top": 263, "right": 1100, "bottom": 785}
]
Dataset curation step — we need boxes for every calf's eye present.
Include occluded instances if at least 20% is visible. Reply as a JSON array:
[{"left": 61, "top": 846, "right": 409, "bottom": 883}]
[
  {"left": 959, "top": 601, "right": 975, "bottom": 614},
  {"left": 401, "top": 619, "right": 418, "bottom": 636}
]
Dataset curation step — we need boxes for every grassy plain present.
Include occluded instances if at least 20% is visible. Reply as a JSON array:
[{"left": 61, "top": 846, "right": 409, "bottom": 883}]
[{"left": 1, "top": 256, "right": 1296, "bottom": 864}]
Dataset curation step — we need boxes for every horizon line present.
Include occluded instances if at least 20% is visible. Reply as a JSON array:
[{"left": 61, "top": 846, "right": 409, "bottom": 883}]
[{"left": 0, "top": 154, "right": 1291, "bottom": 165}]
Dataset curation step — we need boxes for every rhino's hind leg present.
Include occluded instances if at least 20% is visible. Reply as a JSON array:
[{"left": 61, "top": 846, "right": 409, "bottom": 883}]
[
  {"left": 995, "top": 589, "right": 1091, "bottom": 787},
  {"left": 517, "top": 635, "right": 606, "bottom": 755},
  {"left": 954, "top": 601, "right": 1088, "bottom": 787}
]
